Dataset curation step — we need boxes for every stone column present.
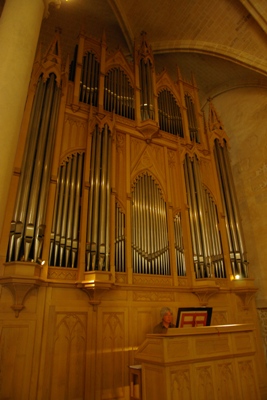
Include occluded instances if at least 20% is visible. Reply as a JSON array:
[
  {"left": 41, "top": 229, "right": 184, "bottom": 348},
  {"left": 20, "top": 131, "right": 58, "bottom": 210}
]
[{"left": 0, "top": 0, "right": 60, "bottom": 238}]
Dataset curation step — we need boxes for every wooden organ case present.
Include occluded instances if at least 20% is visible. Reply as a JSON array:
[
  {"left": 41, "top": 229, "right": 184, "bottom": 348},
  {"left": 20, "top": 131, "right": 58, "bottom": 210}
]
[{"left": 0, "top": 29, "right": 266, "bottom": 400}]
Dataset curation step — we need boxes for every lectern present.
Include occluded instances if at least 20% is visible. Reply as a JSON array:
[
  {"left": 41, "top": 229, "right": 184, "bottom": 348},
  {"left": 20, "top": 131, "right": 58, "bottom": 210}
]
[{"left": 134, "top": 324, "right": 260, "bottom": 400}]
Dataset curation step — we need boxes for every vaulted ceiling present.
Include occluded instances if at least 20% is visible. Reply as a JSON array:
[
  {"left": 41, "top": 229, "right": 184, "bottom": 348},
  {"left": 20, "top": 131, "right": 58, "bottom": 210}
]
[{"left": 38, "top": 0, "right": 267, "bottom": 107}]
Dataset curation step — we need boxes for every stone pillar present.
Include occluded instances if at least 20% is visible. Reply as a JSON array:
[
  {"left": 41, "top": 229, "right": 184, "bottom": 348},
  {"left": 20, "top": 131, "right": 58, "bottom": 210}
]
[{"left": 0, "top": 0, "right": 60, "bottom": 238}]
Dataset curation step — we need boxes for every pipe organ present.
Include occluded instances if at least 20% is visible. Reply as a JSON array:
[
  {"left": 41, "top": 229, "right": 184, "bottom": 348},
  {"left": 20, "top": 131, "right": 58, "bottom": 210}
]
[
  {"left": 5, "top": 30, "right": 248, "bottom": 282},
  {"left": 2, "top": 26, "right": 264, "bottom": 400}
]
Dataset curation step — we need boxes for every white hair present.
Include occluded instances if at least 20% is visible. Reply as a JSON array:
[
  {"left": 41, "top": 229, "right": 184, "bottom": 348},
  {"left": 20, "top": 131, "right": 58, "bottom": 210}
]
[{"left": 160, "top": 307, "right": 172, "bottom": 319}]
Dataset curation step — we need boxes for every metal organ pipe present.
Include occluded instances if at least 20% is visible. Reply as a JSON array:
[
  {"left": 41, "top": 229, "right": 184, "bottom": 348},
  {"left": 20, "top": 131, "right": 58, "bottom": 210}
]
[
  {"left": 33, "top": 83, "right": 61, "bottom": 262},
  {"left": 214, "top": 140, "right": 248, "bottom": 277},
  {"left": 174, "top": 213, "right": 185, "bottom": 276},
  {"left": 184, "top": 155, "right": 205, "bottom": 277},
  {"left": 158, "top": 89, "right": 183, "bottom": 137},
  {"left": 204, "top": 189, "right": 225, "bottom": 278},
  {"left": 115, "top": 203, "right": 125, "bottom": 272},
  {"left": 104, "top": 68, "right": 134, "bottom": 120},
  {"left": 105, "top": 131, "right": 112, "bottom": 271},
  {"left": 79, "top": 52, "right": 99, "bottom": 106},
  {"left": 59, "top": 159, "right": 72, "bottom": 266},
  {"left": 86, "top": 124, "right": 111, "bottom": 271},
  {"left": 131, "top": 173, "right": 170, "bottom": 275},
  {"left": 90, "top": 126, "right": 102, "bottom": 270},
  {"left": 86, "top": 127, "right": 97, "bottom": 269},
  {"left": 8, "top": 77, "right": 46, "bottom": 262},
  {"left": 50, "top": 162, "right": 66, "bottom": 266},
  {"left": 222, "top": 143, "right": 246, "bottom": 257},
  {"left": 65, "top": 155, "right": 78, "bottom": 266},
  {"left": 215, "top": 142, "right": 239, "bottom": 251},
  {"left": 185, "top": 94, "right": 199, "bottom": 142},
  {"left": 49, "top": 153, "right": 84, "bottom": 268},
  {"left": 184, "top": 157, "right": 199, "bottom": 277},
  {"left": 193, "top": 157, "right": 211, "bottom": 271},
  {"left": 71, "top": 154, "right": 84, "bottom": 268},
  {"left": 98, "top": 124, "right": 109, "bottom": 270},
  {"left": 7, "top": 74, "right": 61, "bottom": 263},
  {"left": 187, "top": 156, "right": 203, "bottom": 270},
  {"left": 146, "top": 61, "right": 154, "bottom": 120},
  {"left": 184, "top": 153, "right": 226, "bottom": 279},
  {"left": 139, "top": 58, "right": 154, "bottom": 121}
]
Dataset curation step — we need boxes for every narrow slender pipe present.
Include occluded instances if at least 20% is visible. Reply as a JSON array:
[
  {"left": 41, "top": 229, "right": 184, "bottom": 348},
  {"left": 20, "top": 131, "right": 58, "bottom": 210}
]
[
  {"left": 64, "top": 154, "right": 78, "bottom": 266},
  {"left": 104, "top": 128, "right": 111, "bottom": 271},
  {"left": 34, "top": 83, "right": 61, "bottom": 261},
  {"left": 60, "top": 158, "right": 72, "bottom": 266},
  {"left": 54, "top": 163, "right": 67, "bottom": 265},
  {"left": 24, "top": 76, "right": 55, "bottom": 261},
  {"left": 9, "top": 77, "right": 46, "bottom": 261},
  {"left": 94, "top": 58, "right": 99, "bottom": 106},
  {"left": 222, "top": 144, "right": 246, "bottom": 257},
  {"left": 71, "top": 153, "right": 84, "bottom": 268},
  {"left": 184, "top": 156, "right": 199, "bottom": 277},
  {"left": 86, "top": 127, "right": 97, "bottom": 270},
  {"left": 49, "top": 167, "right": 61, "bottom": 266},
  {"left": 216, "top": 142, "right": 239, "bottom": 252},
  {"left": 91, "top": 127, "right": 102, "bottom": 270}
]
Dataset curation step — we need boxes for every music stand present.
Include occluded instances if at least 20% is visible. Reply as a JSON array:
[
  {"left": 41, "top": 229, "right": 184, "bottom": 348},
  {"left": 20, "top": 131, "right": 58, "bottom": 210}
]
[{"left": 176, "top": 307, "right": 212, "bottom": 328}]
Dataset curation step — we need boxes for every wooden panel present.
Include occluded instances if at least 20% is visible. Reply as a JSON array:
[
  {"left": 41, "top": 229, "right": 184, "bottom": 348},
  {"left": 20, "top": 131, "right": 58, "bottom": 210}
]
[
  {"left": 0, "top": 321, "right": 35, "bottom": 400},
  {"left": 53, "top": 313, "right": 86, "bottom": 399}
]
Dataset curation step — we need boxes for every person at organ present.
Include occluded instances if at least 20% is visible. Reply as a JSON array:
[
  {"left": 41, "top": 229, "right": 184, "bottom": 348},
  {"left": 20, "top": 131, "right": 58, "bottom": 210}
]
[{"left": 153, "top": 307, "right": 175, "bottom": 333}]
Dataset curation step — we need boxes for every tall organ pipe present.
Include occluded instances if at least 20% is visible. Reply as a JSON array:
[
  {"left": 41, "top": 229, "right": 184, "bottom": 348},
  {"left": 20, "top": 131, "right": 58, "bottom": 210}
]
[
  {"left": 184, "top": 158, "right": 199, "bottom": 276},
  {"left": 7, "top": 74, "right": 61, "bottom": 263},
  {"left": 59, "top": 159, "right": 72, "bottom": 266},
  {"left": 98, "top": 124, "right": 109, "bottom": 270},
  {"left": 115, "top": 203, "right": 125, "bottom": 272},
  {"left": 214, "top": 140, "right": 248, "bottom": 277},
  {"left": 51, "top": 163, "right": 66, "bottom": 265},
  {"left": 86, "top": 127, "right": 97, "bottom": 268},
  {"left": 79, "top": 52, "right": 99, "bottom": 106},
  {"left": 65, "top": 155, "right": 78, "bottom": 266},
  {"left": 131, "top": 173, "right": 170, "bottom": 275},
  {"left": 184, "top": 155, "right": 205, "bottom": 277},
  {"left": 90, "top": 127, "right": 102, "bottom": 270},
  {"left": 86, "top": 124, "right": 111, "bottom": 271},
  {"left": 139, "top": 59, "right": 154, "bottom": 121},
  {"left": 174, "top": 213, "right": 185, "bottom": 276},
  {"left": 24, "top": 76, "right": 55, "bottom": 261},
  {"left": 33, "top": 82, "right": 61, "bottom": 261},
  {"left": 8, "top": 78, "right": 46, "bottom": 262},
  {"left": 184, "top": 153, "right": 226, "bottom": 278},
  {"left": 49, "top": 153, "right": 84, "bottom": 267},
  {"left": 71, "top": 153, "right": 84, "bottom": 268},
  {"left": 193, "top": 156, "right": 211, "bottom": 268}
]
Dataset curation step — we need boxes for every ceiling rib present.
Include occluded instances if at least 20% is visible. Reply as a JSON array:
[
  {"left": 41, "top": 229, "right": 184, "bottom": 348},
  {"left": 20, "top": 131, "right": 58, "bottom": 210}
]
[{"left": 108, "top": 0, "right": 134, "bottom": 53}]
